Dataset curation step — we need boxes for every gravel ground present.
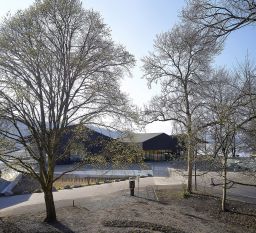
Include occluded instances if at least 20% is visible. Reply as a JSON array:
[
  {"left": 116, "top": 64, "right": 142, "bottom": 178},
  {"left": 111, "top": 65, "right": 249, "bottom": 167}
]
[
  {"left": 1, "top": 186, "right": 255, "bottom": 233},
  {"left": 156, "top": 185, "right": 256, "bottom": 232}
]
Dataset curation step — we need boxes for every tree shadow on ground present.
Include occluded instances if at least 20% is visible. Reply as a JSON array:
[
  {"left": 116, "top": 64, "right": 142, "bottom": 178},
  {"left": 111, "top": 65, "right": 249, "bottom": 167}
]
[{"left": 49, "top": 221, "right": 75, "bottom": 233}]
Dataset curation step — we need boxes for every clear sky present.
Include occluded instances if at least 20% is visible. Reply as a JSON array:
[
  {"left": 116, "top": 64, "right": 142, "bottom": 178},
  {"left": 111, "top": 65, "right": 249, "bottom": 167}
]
[{"left": 0, "top": 0, "right": 256, "bottom": 134}]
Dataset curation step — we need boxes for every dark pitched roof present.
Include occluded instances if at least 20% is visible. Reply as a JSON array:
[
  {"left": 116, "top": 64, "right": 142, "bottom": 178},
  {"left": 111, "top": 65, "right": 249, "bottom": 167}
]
[{"left": 119, "top": 133, "right": 163, "bottom": 143}]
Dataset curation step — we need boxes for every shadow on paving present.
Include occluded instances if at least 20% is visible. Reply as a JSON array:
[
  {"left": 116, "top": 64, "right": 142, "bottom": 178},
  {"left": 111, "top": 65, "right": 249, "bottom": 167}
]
[
  {"left": 196, "top": 184, "right": 256, "bottom": 205},
  {"left": 0, "top": 178, "right": 11, "bottom": 193},
  {"left": 0, "top": 193, "right": 32, "bottom": 210}
]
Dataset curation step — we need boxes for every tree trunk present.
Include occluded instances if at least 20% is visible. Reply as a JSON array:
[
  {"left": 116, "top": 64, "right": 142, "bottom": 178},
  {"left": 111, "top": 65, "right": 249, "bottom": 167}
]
[
  {"left": 221, "top": 155, "right": 227, "bottom": 211},
  {"left": 194, "top": 158, "right": 197, "bottom": 191},
  {"left": 187, "top": 156, "right": 193, "bottom": 192},
  {"left": 186, "top": 111, "right": 193, "bottom": 194},
  {"left": 187, "top": 140, "right": 193, "bottom": 193},
  {"left": 44, "top": 189, "right": 57, "bottom": 222}
]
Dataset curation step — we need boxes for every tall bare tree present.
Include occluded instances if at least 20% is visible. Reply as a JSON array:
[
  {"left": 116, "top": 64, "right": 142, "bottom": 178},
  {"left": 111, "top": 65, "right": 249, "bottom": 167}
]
[
  {"left": 203, "top": 63, "right": 256, "bottom": 210},
  {"left": 142, "top": 22, "right": 221, "bottom": 193},
  {"left": 236, "top": 60, "right": 256, "bottom": 154},
  {"left": 203, "top": 69, "right": 241, "bottom": 211},
  {"left": 0, "top": 0, "right": 136, "bottom": 222},
  {"left": 183, "top": 0, "right": 256, "bottom": 206},
  {"left": 183, "top": 0, "right": 256, "bottom": 37}
]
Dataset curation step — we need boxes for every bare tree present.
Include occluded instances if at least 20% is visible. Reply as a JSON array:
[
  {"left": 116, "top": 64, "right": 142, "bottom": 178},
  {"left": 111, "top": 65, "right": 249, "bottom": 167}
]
[
  {"left": 183, "top": 0, "right": 256, "bottom": 37},
  {"left": 0, "top": 0, "right": 136, "bottom": 222},
  {"left": 204, "top": 69, "right": 241, "bottom": 211},
  {"left": 182, "top": 0, "right": 256, "bottom": 205},
  {"left": 236, "top": 60, "right": 256, "bottom": 155},
  {"left": 203, "top": 65, "right": 256, "bottom": 210},
  {"left": 142, "top": 22, "right": 221, "bottom": 193}
]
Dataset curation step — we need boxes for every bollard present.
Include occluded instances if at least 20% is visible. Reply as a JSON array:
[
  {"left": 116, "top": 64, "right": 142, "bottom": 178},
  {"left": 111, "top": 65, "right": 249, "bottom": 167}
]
[{"left": 129, "top": 177, "right": 135, "bottom": 196}]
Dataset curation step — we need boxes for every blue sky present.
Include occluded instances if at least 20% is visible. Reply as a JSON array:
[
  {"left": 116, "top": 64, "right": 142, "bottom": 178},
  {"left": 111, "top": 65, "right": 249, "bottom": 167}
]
[{"left": 0, "top": 0, "right": 255, "bottom": 133}]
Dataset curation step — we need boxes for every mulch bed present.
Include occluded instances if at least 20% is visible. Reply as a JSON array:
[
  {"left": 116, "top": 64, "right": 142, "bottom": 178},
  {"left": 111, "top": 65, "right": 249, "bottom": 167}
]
[{"left": 103, "top": 219, "right": 185, "bottom": 233}]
